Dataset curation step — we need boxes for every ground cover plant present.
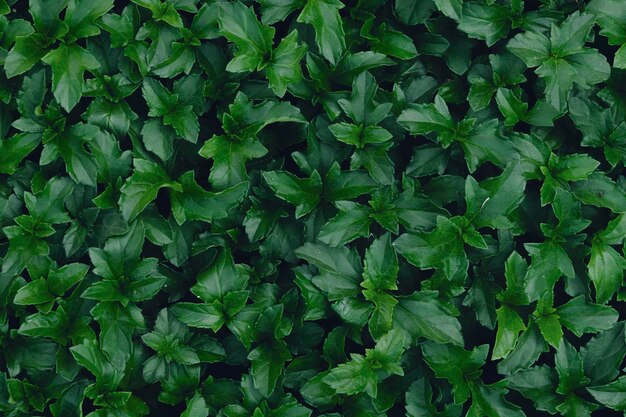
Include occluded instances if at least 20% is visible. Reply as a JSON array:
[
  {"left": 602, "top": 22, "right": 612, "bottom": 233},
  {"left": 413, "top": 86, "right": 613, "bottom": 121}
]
[{"left": 1, "top": 0, "right": 626, "bottom": 416}]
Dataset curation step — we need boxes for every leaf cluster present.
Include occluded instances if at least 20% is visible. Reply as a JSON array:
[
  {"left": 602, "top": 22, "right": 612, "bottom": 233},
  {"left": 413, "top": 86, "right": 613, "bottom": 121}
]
[{"left": 1, "top": 0, "right": 626, "bottom": 416}]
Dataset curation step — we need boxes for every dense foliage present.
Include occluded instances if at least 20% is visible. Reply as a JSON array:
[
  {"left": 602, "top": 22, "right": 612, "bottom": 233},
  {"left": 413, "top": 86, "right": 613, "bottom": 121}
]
[{"left": 1, "top": 0, "right": 626, "bottom": 416}]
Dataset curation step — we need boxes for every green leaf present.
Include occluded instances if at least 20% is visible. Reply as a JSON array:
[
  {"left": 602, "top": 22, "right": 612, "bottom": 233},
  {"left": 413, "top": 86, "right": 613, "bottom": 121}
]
[
  {"left": 507, "top": 365, "right": 560, "bottom": 413},
  {"left": 495, "top": 88, "right": 527, "bottom": 126},
  {"left": 397, "top": 95, "right": 455, "bottom": 143},
  {"left": 86, "top": 99, "right": 137, "bottom": 138},
  {"left": 498, "top": 324, "right": 548, "bottom": 375},
  {"left": 163, "top": 105, "right": 199, "bottom": 143},
  {"left": 588, "top": 241, "right": 626, "bottom": 304},
  {"left": 266, "top": 30, "right": 306, "bottom": 97},
  {"left": 534, "top": 294, "right": 564, "bottom": 349},
  {"left": 323, "top": 354, "right": 377, "bottom": 397},
  {"left": 13, "top": 279, "right": 53, "bottom": 306},
  {"left": 394, "top": 216, "right": 468, "bottom": 281},
  {"left": 422, "top": 342, "right": 487, "bottom": 404},
  {"left": 295, "top": 242, "right": 362, "bottom": 299},
  {"left": 262, "top": 170, "right": 322, "bottom": 218},
  {"left": 98, "top": 9, "right": 135, "bottom": 47},
  {"left": 598, "top": 214, "right": 626, "bottom": 245},
  {"left": 556, "top": 296, "right": 618, "bottom": 336},
  {"left": 141, "top": 119, "right": 174, "bottom": 161},
  {"left": 524, "top": 241, "right": 574, "bottom": 301},
  {"left": 200, "top": 136, "right": 268, "bottom": 190},
  {"left": 467, "top": 381, "right": 526, "bottom": 417},
  {"left": 91, "top": 301, "right": 144, "bottom": 370},
  {"left": 258, "top": 0, "right": 302, "bottom": 24},
  {"left": 466, "top": 161, "right": 526, "bottom": 229},
  {"left": 297, "top": 0, "right": 345, "bottom": 65},
  {"left": 334, "top": 51, "right": 394, "bottom": 82},
  {"left": 65, "top": 0, "right": 113, "bottom": 39},
  {"left": 51, "top": 123, "right": 99, "bottom": 187},
  {"left": 191, "top": 249, "right": 250, "bottom": 303},
  {"left": 567, "top": 50, "right": 611, "bottom": 88},
  {"left": 507, "top": 30, "right": 551, "bottom": 67},
  {"left": 550, "top": 12, "right": 596, "bottom": 57},
  {"left": 25, "top": 176, "right": 75, "bottom": 223},
  {"left": 4, "top": 34, "right": 48, "bottom": 78},
  {"left": 535, "top": 57, "right": 577, "bottom": 112},
  {"left": 468, "top": 77, "right": 497, "bottom": 111},
  {"left": 170, "top": 172, "right": 248, "bottom": 224},
  {"left": 323, "top": 163, "right": 377, "bottom": 201},
  {"left": 48, "top": 263, "right": 89, "bottom": 296},
  {"left": 555, "top": 339, "right": 589, "bottom": 394},
  {"left": 508, "top": 13, "right": 610, "bottom": 111},
  {"left": 151, "top": 42, "right": 195, "bottom": 78},
  {"left": 338, "top": 71, "right": 392, "bottom": 126},
  {"left": 571, "top": 173, "right": 626, "bottom": 212},
  {"left": 458, "top": 2, "right": 510, "bottom": 47},
  {"left": 460, "top": 119, "right": 514, "bottom": 173},
  {"left": 366, "top": 328, "right": 408, "bottom": 374},
  {"left": 0, "top": 133, "right": 41, "bottom": 174},
  {"left": 70, "top": 337, "right": 124, "bottom": 390},
  {"left": 587, "top": 376, "right": 626, "bottom": 411},
  {"left": 143, "top": 308, "right": 203, "bottom": 366},
  {"left": 555, "top": 395, "right": 598, "bottom": 417},
  {"left": 587, "top": 0, "right": 626, "bottom": 45},
  {"left": 172, "top": 302, "right": 225, "bottom": 331},
  {"left": 248, "top": 341, "right": 292, "bottom": 397},
  {"left": 118, "top": 158, "right": 182, "bottom": 222},
  {"left": 405, "top": 377, "right": 462, "bottom": 417},
  {"left": 434, "top": 0, "right": 462, "bottom": 20},
  {"left": 362, "top": 233, "right": 398, "bottom": 291},
  {"left": 364, "top": 290, "right": 397, "bottom": 340},
  {"left": 329, "top": 123, "right": 393, "bottom": 148},
  {"left": 493, "top": 305, "right": 526, "bottom": 360},
  {"left": 393, "top": 291, "right": 464, "bottom": 346},
  {"left": 89, "top": 125, "right": 132, "bottom": 182},
  {"left": 219, "top": 92, "right": 307, "bottom": 139},
  {"left": 181, "top": 392, "right": 210, "bottom": 417},
  {"left": 536, "top": 312, "right": 563, "bottom": 349},
  {"left": 361, "top": 19, "right": 417, "bottom": 60},
  {"left": 552, "top": 154, "right": 600, "bottom": 181},
  {"left": 29, "top": 0, "right": 68, "bottom": 36},
  {"left": 133, "top": 0, "right": 184, "bottom": 27},
  {"left": 218, "top": 1, "right": 274, "bottom": 72},
  {"left": 41, "top": 43, "right": 100, "bottom": 112},
  {"left": 317, "top": 202, "right": 372, "bottom": 247},
  {"left": 351, "top": 147, "right": 395, "bottom": 185},
  {"left": 498, "top": 251, "right": 530, "bottom": 306},
  {"left": 583, "top": 323, "right": 626, "bottom": 385},
  {"left": 142, "top": 77, "right": 177, "bottom": 117},
  {"left": 394, "top": 0, "right": 435, "bottom": 26}
]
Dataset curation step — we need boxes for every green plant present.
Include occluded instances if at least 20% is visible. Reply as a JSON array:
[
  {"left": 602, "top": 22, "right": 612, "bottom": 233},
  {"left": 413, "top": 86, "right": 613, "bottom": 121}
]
[{"left": 1, "top": 0, "right": 626, "bottom": 416}]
